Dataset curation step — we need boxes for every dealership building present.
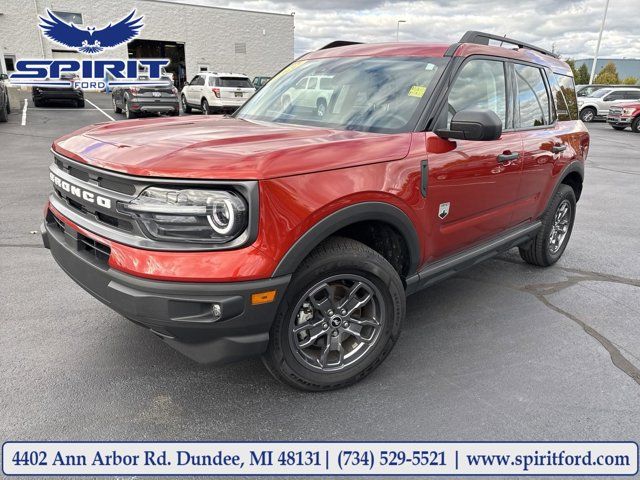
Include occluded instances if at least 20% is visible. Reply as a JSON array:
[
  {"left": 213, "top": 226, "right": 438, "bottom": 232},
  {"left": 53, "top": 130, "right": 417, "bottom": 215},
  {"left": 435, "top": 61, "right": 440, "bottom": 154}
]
[{"left": 0, "top": 0, "right": 295, "bottom": 87}]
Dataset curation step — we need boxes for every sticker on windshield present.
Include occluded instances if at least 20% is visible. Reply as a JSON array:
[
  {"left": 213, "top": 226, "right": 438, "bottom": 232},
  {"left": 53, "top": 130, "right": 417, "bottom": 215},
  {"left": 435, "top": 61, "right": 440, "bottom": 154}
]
[{"left": 408, "top": 85, "right": 427, "bottom": 98}]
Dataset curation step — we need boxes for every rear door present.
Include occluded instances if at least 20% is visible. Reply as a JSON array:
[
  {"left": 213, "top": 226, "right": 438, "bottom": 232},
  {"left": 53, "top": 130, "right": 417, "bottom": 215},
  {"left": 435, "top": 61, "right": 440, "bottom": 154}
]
[
  {"left": 425, "top": 57, "right": 524, "bottom": 259},
  {"left": 512, "top": 63, "right": 569, "bottom": 223}
]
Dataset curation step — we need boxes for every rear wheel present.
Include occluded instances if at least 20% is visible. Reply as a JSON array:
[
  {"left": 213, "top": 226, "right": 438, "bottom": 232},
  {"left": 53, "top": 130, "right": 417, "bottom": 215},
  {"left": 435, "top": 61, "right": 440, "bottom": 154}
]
[
  {"left": 6, "top": 97, "right": 10, "bottom": 114},
  {"left": 519, "top": 184, "right": 576, "bottom": 267},
  {"left": 124, "top": 101, "right": 136, "bottom": 119},
  {"left": 0, "top": 99, "right": 7, "bottom": 122},
  {"left": 316, "top": 98, "right": 327, "bottom": 117},
  {"left": 76, "top": 98, "right": 85, "bottom": 108},
  {"left": 181, "top": 95, "right": 192, "bottom": 113},
  {"left": 112, "top": 96, "right": 122, "bottom": 114},
  {"left": 201, "top": 98, "right": 210, "bottom": 115},
  {"left": 580, "top": 107, "right": 596, "bottom": 123},
  {"left": 263, "top": 237, "right": 405, "bottom": 391},
  {"left": 632, "top": 117, "right": 640, "bottom": 133}
]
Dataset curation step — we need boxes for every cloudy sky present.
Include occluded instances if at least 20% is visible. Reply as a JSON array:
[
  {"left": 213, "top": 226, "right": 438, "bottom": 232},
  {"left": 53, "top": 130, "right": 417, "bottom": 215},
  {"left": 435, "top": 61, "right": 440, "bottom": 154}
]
[{"left": 175, "top": 0, "right": 640, "bottom": 59}]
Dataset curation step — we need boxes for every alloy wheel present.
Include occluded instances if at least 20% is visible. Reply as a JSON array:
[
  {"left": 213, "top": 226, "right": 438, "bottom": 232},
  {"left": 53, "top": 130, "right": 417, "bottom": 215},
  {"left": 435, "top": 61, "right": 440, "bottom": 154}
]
[
  {"left": 289, "top": 274, "right": 384, "bottom": 372},
  {"left": 549, "top": 199, "right": 571, "bottom": 254}
]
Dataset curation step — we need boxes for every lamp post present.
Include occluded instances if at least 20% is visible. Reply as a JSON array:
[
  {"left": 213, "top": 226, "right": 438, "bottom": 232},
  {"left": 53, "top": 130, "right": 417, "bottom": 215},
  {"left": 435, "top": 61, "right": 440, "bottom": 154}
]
[
  {"left": 396, "top": 20, "right": 406, "bottom": 42},
  {"left": 589, "top": 0, "right": 610, "bottom": 85}
]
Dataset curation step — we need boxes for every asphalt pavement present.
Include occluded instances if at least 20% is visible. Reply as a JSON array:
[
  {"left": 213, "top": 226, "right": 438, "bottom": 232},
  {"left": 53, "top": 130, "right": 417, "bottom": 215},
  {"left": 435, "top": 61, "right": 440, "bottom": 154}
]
[{"left": 1, "top": 90, "right": 639, "bottom": 477}]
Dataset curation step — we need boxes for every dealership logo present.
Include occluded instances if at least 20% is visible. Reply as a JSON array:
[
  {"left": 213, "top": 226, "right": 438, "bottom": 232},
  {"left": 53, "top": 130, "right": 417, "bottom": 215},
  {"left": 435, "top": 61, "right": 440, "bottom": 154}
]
[
  {"left": 9, "top": 10, "right": 168, "bottom": 90},
  {"left": 39, "top": 10, "right": 143, "bottom": 55}
]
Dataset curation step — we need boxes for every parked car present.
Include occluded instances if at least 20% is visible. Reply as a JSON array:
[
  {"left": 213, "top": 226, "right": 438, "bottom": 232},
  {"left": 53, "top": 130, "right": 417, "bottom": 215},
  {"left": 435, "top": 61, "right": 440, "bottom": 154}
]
[
  {"left": 0, "top": 75, "right": 10, "bottom": 122},
  {"left": 42, "top": 31, "right": 588, "bottom": 391},
  {"left": 252, "top": 76, "right": 271, "bottom": 90},
  {"left": 576, "top": 84, "right": 640, "bottom": 97},
  {"left": 112, "top": 76, "right": 179, "bottom": 119},
  {"left": 181, "top": 72, "right": 255, "bottom": 114},
  {"left": 607, "top": 102, "right": 640, "bottom": 132},
  {"left": 32, "top": 73, "right": 84, "bottom": 108},
  {"left": 578, "top": 87, "right": 640, "bottom": 122},
  {"left": 282, "top": 75, "right": 334, "bottom": 117}
]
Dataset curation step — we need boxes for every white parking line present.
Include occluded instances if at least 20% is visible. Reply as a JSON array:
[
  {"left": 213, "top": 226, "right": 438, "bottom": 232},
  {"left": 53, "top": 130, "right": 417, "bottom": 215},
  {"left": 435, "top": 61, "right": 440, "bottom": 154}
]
[
  {"left": 21, "top": 99, "right": 27, "bottom": 126},
  {"left": 85, "top": 98, "right": 115, "bottom": 121}
]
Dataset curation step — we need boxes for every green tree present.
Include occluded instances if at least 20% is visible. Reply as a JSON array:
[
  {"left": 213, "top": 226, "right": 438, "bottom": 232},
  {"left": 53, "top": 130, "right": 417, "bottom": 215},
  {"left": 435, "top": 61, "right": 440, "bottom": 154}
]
[
  {"left": 565, "top": 58, "right": 578, "bottom": 78},
  {"left": 576, "top": 64, "right": 590, "bottom": 85},
  {"left": 594, "top": 61, "right": 620, "bottom": 84},
  {"left": 622, "top": 76, "right": 639, "bottom": 85}
]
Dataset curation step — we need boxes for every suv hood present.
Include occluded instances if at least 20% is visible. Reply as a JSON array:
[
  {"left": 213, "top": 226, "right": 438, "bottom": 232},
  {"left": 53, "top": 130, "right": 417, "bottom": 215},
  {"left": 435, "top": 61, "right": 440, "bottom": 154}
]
[{"left": 53, "top": 116, "right": 411, "bottom": 180}]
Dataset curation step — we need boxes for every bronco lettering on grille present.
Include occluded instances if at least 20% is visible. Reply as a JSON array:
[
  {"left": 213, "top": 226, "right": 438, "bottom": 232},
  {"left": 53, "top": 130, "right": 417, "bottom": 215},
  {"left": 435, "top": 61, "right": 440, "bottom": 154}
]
[{"left": 50, "top": 172, "right": 112, "bottom": 209}]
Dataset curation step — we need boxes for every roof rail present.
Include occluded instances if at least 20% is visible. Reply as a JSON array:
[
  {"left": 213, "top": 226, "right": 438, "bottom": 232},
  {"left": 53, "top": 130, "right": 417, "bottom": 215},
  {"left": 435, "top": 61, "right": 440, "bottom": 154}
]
[
  {"left": 458, "top": 31, "right": 559, "bottom": 58},
  {"left": 319, "top": 41, "right": 362, "bottom": 50}
]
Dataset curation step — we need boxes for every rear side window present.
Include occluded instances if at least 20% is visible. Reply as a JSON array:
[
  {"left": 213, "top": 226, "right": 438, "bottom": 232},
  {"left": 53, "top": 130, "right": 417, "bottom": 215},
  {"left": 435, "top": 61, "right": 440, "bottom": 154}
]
[
  {"left": 605, "top": 91, "right": 626, "bottom": 101},
  {"left": 446, "top": 59, "right": 507, "bottom": 128},
  {"left": 319, "top": 77, "right": 333, "bottom": 89},
  {"left": 553, "top": 74, "right": 578, "bottom": 120},
  {"left": 624, "top": 91, "right": 640, "bottom": 100},
  {"left": 219, "top": 77, "right": 253, "bottom": 88},
  {"left": 515, "top": 64, "right": 551, "bottom": 127}
]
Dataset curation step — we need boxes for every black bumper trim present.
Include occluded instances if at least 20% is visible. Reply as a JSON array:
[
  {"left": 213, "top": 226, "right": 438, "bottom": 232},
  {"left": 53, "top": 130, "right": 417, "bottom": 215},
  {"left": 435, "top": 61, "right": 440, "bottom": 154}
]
[{"left": 42, "top": 219, "right": 290, "bottom": 364}]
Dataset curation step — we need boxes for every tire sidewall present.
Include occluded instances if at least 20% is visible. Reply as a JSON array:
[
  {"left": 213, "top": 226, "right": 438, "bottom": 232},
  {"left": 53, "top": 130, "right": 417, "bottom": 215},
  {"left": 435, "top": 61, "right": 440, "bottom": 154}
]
[
  {"left": 632, "top": 117, "right": 640, "bottom": 133},
  {"left": 580, "top": 107, "right": 595, "bottom": 123},
  {"left": 267, "top": 251, "right": 404, "bottom": 390}
]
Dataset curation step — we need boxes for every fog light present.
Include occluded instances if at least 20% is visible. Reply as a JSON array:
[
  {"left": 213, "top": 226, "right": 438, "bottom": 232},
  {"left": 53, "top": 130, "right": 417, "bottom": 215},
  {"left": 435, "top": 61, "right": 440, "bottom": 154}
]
[{"left": 212, "top": 303, "right": 223, "bottom": 321}]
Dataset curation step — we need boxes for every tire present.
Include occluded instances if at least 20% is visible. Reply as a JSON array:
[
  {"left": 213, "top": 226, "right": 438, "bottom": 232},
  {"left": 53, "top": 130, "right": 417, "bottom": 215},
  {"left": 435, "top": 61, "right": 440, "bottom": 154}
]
[
  {"left": 124, "top": 101, "right": 136, "bottom": 119},
  {"left": 33, "top": 99, "right": 44, "bottom": 108},
  {"left": 632, "top": 117, "right": 640, "bottom": 133},
  {"left": 6, "top": 97, "right": 10, "bottom": 114},
  {"left": 519, "top": 184, "right": 576, "bottom": 267},
  {"left": 0, "top": 99, "right": 7, "bottom": 122},
  {"left": 76, "top": 99, "right": 85, "bottom": 108},
  {"left": 316, "top": 98, "right": 327, "bottom": 117},
  {"left": 181, "top": 95, "right": 192, "bottom": 113},
  {"left": 170, "top": 109, "right": 180, "bottom": 116},
  {"left": 580, "top": 107, "right": 596, "bottom": 123},
  {"left": 611, "top": 126, "right": 626, "bottom": 131},
  {"left": 201, "top": 98, "right": 210, "bottom": 115},
  {"left": 262, "top": 237, "right": 405, "bottom": 391},
  {"left": 112, "top": 96, "right": 122, "bottom": 114}
]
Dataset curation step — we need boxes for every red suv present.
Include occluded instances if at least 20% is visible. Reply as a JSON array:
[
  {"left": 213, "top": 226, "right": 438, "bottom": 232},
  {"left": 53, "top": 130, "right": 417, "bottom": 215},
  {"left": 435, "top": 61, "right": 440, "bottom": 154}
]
[{"left": 42, "top": 31, "right": 589, "bottom": 390}]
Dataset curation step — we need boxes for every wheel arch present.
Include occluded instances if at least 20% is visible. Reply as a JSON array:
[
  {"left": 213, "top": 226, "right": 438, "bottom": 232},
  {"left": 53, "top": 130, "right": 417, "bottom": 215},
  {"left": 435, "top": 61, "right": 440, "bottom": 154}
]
[
  {"left": 271, "top": 202, "right": 421, "bottom": 279},
  {"left": 546, "top": 161, "right": 584, "bottom": 213}
]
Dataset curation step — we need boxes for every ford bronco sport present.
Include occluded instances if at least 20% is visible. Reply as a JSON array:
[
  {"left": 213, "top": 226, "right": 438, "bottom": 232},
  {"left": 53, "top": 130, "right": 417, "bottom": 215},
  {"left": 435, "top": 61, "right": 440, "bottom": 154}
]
[{"left": 42, "top": 31, "right": 589, "bottom": 391}]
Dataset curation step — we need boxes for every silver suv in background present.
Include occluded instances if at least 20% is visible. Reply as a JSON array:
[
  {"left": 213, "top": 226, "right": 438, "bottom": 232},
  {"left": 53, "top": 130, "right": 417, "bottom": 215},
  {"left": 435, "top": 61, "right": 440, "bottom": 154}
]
[
  {"left": 578, "top": 87, "right": 640, "bottom": 122},
  {"left": 180, "top": 72, "right": 255, "bottom": 114}
]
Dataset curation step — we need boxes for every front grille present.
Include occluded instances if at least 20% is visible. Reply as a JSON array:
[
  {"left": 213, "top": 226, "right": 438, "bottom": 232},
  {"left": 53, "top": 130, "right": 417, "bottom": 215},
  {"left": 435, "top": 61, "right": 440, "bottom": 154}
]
[{"left": 48, "top": 210, "right": 111, "bottom": 265}]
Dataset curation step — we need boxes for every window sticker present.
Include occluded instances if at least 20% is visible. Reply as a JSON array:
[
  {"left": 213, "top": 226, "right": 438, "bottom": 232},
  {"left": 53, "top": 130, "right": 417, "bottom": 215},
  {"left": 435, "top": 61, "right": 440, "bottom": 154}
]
[{"left": 408, "top": 85, "right": 427, "bottom": 97}]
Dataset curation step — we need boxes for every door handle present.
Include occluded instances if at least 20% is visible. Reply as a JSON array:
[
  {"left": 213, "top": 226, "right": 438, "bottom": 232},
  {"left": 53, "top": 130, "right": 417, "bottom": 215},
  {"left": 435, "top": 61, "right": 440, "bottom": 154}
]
[
  {"left": 551, "top": 144, "right": 567, "bottom": 153},
  {"left": 497, "top": 152, "right": 520, "bottom": 163}
]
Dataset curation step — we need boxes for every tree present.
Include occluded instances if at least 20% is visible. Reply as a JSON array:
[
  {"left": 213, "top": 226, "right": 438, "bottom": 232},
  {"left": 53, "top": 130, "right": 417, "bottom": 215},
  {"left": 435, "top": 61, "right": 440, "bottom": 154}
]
[
  {"left": 576, "top": 64, "right": 590, "bottom": 85},
  {"left": 565, "top": 58, "right": 578, "bottom": 78},
  {"left": 622, "top": 76, "right": 639, "bottom": 85},
  {"left": 594, "top": 61, "right": 620, "bottom": 84}
]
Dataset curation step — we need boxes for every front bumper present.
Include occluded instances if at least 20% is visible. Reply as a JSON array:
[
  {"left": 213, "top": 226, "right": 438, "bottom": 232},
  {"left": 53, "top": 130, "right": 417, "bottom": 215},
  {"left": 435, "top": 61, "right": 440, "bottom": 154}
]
[
  {"left": 606, "top": 115, "right": 633, "bottom": 125},
  {"left": 41, "top": 214, "right": 290, "bottom": 364}
]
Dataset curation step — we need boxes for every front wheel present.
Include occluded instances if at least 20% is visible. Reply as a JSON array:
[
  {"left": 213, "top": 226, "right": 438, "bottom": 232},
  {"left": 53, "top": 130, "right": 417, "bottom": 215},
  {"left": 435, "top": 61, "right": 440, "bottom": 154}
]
[
  {"left": 632, "top": 117, "right": 640, "bottom": 133},
  {"left": 76, "top": 99, "right": 85, "bottom": 108},
  {"left": 519, "top": 184, "right": 576, "bottom": 267},
  {"left": 580, "top": 107, "right": 596, "bottom": 123},
  {"left": 263, "top": 237, "right": 405, "bottom": 391},
  {"left": 181, "top": 95, "right": 192, "bottom": 113}
]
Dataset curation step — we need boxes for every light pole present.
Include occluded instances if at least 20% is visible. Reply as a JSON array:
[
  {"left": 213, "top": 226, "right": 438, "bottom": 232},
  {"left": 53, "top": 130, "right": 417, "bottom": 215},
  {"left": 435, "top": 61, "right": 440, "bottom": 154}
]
[
  {"left": 396, "top": 20, "right": 406, "bottom": 42},
  {"left": 589, "top": 0, "right": 610, "bottom": 85}
]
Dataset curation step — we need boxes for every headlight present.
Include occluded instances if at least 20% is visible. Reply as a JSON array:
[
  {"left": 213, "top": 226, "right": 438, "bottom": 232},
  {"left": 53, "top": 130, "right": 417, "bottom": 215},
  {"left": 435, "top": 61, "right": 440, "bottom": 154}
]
[
  {"left": 118, "top": 187, "right": 248, "bottom": 243},
  {"left": 622, "top": 108, "right": 635, "bottom": 115}
]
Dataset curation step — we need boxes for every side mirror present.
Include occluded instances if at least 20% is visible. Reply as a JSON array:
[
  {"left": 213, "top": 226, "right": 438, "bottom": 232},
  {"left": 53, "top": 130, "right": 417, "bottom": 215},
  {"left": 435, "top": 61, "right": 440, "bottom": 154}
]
[
  {"left": 0, "top": 74, "right": 8, "bottom": 80},
  {"left": 436, "top": 109, "right": 502, "bottom": 141}
]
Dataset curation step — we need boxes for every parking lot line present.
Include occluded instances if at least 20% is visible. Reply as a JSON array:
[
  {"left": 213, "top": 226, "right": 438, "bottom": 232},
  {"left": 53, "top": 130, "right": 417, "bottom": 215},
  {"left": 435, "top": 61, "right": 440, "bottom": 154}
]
[
  {"left": 21, "top": 99, "right": 27, "bottom": 126},
  {"left": 85, "top": 98, "right": 115, "bottom": 122}
]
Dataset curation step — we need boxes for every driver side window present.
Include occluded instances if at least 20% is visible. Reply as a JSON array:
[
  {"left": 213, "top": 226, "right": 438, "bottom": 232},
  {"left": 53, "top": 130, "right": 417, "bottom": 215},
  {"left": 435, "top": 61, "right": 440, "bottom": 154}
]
[{"left": 445, "top": 59, "right": 507, "bottom": 128}]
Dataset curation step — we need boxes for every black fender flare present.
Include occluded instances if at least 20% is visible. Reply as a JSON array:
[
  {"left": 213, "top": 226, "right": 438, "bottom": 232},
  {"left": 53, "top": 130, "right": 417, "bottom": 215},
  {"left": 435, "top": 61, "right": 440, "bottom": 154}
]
[
  {"left": 271, "top": 202, "right": 421, "bottom": 278},
  {"left": 544, "top": 160, "right": 584, "bottom": 212}
]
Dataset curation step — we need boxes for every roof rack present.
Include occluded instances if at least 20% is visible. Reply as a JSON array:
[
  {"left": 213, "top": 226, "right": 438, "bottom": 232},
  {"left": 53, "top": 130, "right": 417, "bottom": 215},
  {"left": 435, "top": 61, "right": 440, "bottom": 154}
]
[
  {"left": 319, "top": 41, "right": 362, "bottom": 50},
  {"left": 457, "top": 31, "right": 559, "bottom": 58}
]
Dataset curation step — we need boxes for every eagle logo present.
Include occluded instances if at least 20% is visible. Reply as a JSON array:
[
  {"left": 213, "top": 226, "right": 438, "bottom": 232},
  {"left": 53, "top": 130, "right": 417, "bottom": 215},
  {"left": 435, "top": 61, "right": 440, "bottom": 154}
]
[{"left": 39, "top": 10, "right": 143, "bottom": 55}]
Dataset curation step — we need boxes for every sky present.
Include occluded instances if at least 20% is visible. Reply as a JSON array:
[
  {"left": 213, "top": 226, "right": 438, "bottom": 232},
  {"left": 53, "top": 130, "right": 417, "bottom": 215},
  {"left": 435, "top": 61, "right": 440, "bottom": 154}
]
[{"left": 173, "top": 0, "right": 640, "bottom": 59}]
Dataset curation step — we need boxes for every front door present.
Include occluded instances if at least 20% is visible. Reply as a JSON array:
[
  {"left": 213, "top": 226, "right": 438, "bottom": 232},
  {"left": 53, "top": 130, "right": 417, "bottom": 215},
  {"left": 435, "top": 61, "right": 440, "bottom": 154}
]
[{"left": 425, "top": 57, "right": 523, "bottom": 261}]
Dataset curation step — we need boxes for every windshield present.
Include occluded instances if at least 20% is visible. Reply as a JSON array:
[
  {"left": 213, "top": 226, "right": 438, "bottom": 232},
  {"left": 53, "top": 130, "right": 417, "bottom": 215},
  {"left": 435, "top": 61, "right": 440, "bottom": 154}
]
[{"left": 236, "top": 56, "right": 445, "bottom": 133}]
